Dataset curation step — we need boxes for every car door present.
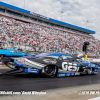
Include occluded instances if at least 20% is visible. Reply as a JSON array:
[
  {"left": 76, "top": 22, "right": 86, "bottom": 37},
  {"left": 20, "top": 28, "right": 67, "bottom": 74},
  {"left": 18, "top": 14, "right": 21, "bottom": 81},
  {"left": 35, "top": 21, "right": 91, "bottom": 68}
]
[{"left": 61, "top": 55, "right": 80, "bottom": 72}]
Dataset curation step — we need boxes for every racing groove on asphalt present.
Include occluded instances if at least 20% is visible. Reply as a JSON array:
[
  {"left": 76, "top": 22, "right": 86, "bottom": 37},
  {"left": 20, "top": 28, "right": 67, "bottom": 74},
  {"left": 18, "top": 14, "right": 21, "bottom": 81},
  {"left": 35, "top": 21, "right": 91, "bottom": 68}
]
[{"left": 0, "top": 68, "right": 100, "bottom": 91}]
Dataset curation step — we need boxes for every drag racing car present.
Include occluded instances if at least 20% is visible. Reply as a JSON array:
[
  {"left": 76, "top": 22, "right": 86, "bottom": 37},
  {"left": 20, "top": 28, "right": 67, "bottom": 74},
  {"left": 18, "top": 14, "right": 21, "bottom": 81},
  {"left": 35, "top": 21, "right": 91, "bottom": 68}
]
[
  {"left": 0, "top": 49, "right": 29, "bottom": 58},
  {"left": 80, "top": 58, "right": 100, "bottom": 66},
  {"left": 77, "top": 54, "right": 100, "bottom": 66},
  {"left": 2, "top": 52, "right": 98, "bottom": 77},
  {"left": 0, "top": 49, "right": 31, "bottom": 69},
  {"left": 86, "top": 58, "right": 100, "bottom": 66}
]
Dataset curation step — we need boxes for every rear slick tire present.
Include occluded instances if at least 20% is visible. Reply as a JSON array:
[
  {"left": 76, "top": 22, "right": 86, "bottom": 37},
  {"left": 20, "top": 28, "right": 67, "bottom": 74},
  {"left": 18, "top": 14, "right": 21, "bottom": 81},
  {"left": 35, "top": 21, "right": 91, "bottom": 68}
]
[{"left": 41, "top": 65, "right": 57, "bottom": 78}]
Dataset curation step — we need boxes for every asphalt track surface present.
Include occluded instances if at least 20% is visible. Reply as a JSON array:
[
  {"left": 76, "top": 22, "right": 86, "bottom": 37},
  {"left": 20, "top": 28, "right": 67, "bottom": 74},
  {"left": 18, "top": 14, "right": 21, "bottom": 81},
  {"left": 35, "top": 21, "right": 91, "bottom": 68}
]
[{"left": 0, "top": 67, "right": 100, "bottom": 91}]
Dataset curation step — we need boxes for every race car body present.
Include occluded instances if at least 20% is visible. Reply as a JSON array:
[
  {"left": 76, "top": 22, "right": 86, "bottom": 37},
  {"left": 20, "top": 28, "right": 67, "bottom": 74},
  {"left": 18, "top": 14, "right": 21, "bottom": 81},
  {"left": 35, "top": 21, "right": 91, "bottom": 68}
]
[
  {"left": 12, "top": 52, "right": 98, "bottom": 77},
  {"left": 77, "top": 54, "right": 100, "bottom": 66},
  {"left": 85, "top": 58, "right": 100, "bottom": 66},
  {"left": 77, "top": 56, "right": 100, "bottom": 66},
  {"left": 0, "top": 49, "right": 30, "bottom": 58},
  {"left": 0, "top": 49, "right": 31, "bottom": 69}
]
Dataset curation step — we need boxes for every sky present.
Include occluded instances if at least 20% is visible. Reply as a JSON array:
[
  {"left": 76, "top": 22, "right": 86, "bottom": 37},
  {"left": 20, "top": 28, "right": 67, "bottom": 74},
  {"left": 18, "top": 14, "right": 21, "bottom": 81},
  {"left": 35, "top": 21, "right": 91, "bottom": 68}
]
[{"left": 0, "top": 0, "right": 100, "bottom": 39}]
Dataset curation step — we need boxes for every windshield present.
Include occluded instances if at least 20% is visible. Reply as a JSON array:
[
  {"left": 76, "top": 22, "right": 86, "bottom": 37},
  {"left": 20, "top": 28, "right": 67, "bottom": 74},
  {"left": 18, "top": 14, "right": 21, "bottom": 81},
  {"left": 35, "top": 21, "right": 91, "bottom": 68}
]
[
  {"left": 75, "top": 57, "right": 83, "bottom": 61},
  {"left": 62, "top": 55, "right": 78, "bottom": 62},
  {"left": 10, "top": 50, "right": 21, "bottom": 53}
]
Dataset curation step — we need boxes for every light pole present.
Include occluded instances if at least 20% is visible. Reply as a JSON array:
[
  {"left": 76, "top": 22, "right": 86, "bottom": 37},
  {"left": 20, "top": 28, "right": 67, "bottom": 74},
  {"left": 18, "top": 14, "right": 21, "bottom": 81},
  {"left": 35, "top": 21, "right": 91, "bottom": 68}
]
[
  {"left": 23, "top": 0, "right": 25, "bottom": 9},
  {"left": 86, "top": 21, "right": 88, "bottom": 29},
  {"left": 61, "top": 11, "right": 63, "bottom": 21}
]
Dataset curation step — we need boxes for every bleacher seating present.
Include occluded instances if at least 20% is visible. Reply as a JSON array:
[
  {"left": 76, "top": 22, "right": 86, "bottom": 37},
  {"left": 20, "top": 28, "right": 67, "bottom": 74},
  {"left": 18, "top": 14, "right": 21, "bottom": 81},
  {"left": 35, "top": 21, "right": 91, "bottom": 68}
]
[{"left": 0, "top": 16, "right": 100, "bottom": 56}]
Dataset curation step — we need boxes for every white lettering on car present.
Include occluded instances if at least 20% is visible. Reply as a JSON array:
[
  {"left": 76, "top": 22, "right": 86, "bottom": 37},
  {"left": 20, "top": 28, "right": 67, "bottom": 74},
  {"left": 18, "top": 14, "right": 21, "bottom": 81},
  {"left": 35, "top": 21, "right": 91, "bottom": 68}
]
[
  {"left": 43, "top": 59, "right": 57, "bottom": 64},
  {"left": 62, "top": 62, "right": 79, "bottom": 71}
]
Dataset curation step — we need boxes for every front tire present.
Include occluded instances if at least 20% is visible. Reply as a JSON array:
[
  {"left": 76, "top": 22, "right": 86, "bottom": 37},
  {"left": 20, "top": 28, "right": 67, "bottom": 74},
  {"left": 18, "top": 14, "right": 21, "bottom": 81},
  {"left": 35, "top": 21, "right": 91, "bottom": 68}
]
[
  {"left": 6, "top": 62, "right": 15, "bottom": 69},
  {"left": 41, "top": 65, "right": 57, "bottom": 78},
  {"left": 87, "top": 68, "right": 93, "bottom": 74},
  {"left": 1, "top": 57, "right": 16, "bottom": 69},
  {"left": 0, "top": 54, "right": 4, "bottom": 61}
]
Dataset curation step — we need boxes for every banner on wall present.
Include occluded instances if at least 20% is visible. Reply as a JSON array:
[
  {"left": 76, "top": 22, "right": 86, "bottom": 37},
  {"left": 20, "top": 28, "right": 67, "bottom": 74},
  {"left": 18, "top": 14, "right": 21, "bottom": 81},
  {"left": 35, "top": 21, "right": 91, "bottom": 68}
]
[{"left": 30, "top": 11, "right": 49, "bottom": 20}]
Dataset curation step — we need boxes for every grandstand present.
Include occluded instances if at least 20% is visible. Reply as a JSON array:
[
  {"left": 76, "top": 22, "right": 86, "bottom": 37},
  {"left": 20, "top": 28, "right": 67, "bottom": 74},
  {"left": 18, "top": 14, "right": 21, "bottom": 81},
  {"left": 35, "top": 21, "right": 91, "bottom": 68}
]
[{"left": 0, "top": 1, "right": 100, "bottom": 57}]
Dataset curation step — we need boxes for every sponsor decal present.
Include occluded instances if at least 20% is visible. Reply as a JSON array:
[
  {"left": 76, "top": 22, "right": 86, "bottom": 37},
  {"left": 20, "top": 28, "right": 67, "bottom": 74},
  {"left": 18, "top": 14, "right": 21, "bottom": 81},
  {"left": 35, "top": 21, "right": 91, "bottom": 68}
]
[
  {"left": 15, "top": 58, "right": 26, "bottom": 65},
  {"left": 88, "top": 64, "right": 95, "bottom": 67},
  {"left": 15, "top": 60, "right": 23, "bottom": 65},
  {"left": 19, "top": 67, "right": 40, "bottom": 74},
  {"left": 43, "top": 59, "right": 57, "bottom": 64},
  {"left": 28, "top": 68, "right": 38, "bottom": 73},
  {"left": 58, "top": 74, "right": 65, "bottom": 77},
  {"left": 93, "top": 72, "right": 97, "bottom": 74},
  {"left": 91, "top": 64, "right": 95, "bottom": 67},
  {"left": 71, "top": 73, "right": 74, "bottom": 75},
  {"left": 94, "top": 69, "right": 98, "bottom": 71},
  {"left": 62, "top": 62, "right": 79, "bottom": 71},
  {"left": 66, "top": 73, "right": 71, "bottom": 76},
  {"left": 75, "top": 73, "right": 80, "bottom": 75},
  {"left": 30, "top": 11, "right": 49, "bottom": 20}
]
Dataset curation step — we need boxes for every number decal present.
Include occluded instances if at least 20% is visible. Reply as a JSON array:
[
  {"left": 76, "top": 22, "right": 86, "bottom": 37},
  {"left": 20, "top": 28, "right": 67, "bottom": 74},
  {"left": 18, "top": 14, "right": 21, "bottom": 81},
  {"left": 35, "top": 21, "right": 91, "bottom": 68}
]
[{"left": 62, "top": 62, "right": 79, "bottom": 71}]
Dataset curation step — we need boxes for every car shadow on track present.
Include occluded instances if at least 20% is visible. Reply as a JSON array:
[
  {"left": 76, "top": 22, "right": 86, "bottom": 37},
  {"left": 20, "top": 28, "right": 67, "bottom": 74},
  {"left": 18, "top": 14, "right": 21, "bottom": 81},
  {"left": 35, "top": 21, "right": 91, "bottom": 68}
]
[{"left": 0, "top": 72, "right": 97, "bottom": 79}]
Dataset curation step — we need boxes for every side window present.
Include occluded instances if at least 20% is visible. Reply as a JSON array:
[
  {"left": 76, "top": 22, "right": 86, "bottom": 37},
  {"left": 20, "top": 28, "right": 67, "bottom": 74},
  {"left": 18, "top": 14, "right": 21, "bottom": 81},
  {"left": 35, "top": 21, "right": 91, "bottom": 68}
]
[
  {"left": 10, "top": 50, "right": 15, "bottom": 53},
  {"left": 10, "top": 50, "right": 21, "bottom": 53},
  {"left": 62, "top": 55, "right": 76, "bottom": 62},
  {"left": 58, "top": 56, "right": 63, "bottom": 61},
  {"left": 15, "top": 50, "right": 21, "bottom": 53}
]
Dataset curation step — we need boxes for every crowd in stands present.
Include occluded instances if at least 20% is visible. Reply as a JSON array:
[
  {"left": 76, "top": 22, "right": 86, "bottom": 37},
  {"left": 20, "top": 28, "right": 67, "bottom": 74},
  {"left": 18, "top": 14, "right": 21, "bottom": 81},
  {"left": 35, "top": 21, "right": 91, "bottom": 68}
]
[{"left": 0, "top": 16, "right": 100, "bottom": 56}]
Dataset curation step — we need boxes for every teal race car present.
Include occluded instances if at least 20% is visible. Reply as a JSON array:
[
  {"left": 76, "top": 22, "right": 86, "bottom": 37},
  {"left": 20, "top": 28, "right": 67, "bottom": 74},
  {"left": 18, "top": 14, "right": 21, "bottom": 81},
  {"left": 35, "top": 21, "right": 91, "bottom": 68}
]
[
  {"left": 0, "top": 49, "right": 28, "bottom": 57},
  {"left": 0, "top": 49, "right": 31, "bottom": 69}
]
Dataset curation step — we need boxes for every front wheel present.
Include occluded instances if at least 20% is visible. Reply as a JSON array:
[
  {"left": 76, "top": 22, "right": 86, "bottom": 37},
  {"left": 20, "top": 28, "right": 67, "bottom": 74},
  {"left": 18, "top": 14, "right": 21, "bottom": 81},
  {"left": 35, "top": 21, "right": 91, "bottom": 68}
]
[
  {"left": 41, "top": 65, "right": 57, "bottom": 78},
  {"left": 1, "top": 57, "right": 16, "bottom": 69},
  {"left": 0, "top": 55, "right": 4, "bottom": 61},
  {"left": 87, "top": 68, "right": 93, "bottom": 74},
  {"left": 7, "top": 62, "right": 16, "bottom": 69}
]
